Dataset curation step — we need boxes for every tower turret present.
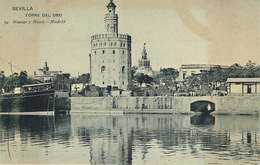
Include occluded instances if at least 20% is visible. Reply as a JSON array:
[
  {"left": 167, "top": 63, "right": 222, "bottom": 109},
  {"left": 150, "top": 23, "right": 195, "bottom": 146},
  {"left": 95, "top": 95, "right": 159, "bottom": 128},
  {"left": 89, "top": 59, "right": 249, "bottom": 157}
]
[{"left": 104, "top": 0, "right": 118, "bottom": 34}]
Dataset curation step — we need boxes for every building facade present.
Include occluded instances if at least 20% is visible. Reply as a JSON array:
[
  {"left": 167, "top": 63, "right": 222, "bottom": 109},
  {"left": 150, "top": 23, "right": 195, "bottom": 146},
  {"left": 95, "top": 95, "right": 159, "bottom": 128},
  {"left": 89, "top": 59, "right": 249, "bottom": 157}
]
[
  {"left": 34, "top": 61, "right": 62, "bottom": 82},
  {"left": 177, "top": 64, "right": 228, "bottom": 81},
  {"left": 227, "top": 78, "right": 260, "bottom": 96},
  {"left": 90, "top": 0, "right": 132, "bottom": 90},
  {"left": 136, "top": 43, "right": 153, "bottom": 76}
]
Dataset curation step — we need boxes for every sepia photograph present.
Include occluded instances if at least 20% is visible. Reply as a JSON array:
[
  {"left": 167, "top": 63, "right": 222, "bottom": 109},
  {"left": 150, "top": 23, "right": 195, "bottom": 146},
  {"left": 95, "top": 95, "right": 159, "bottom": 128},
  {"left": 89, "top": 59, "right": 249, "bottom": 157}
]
[{"left": 1, "top": 0, "right": 260, "bottom": 164}]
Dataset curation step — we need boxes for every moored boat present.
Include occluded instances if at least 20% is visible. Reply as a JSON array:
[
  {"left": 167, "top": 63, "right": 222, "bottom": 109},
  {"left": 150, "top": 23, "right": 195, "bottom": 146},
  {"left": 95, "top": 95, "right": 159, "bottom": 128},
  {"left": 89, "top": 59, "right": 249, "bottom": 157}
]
[
  {"left": 0, "top": 83, "right": 56, "bottom": 115},
  {"left": 0, "top": 62, "right": 71, "bottom": 115}
]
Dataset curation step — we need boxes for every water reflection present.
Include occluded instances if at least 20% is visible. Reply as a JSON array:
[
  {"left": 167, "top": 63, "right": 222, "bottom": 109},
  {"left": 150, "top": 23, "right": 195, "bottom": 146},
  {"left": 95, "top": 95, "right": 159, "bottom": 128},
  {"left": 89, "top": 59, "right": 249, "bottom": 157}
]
[
  {"left": 0, "top": 114, "right": 260, "bottom": 164},
  {"left": 0, "top": 115, "right": 72, "bottom": 147},
  {"left": 190, "top": 114, "right": 215, "bottom": 125}
]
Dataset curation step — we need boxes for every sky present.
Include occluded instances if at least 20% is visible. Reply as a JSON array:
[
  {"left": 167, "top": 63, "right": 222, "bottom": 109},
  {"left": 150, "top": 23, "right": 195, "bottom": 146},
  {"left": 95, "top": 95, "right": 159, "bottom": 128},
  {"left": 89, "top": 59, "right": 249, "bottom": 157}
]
[{"left": 0, "top": 0, "right": 260, "bottom": 76}]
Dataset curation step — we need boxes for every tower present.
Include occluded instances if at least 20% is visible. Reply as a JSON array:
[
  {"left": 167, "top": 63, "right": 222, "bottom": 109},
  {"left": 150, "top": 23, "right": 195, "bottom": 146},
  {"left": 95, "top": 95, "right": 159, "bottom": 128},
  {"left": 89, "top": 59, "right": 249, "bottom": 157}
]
[
  {"left": 90, "top": 0, "right": 132, "bottom": 90},
  {"left": 136, "top": 43, "right": 153, "bottom": 76}
]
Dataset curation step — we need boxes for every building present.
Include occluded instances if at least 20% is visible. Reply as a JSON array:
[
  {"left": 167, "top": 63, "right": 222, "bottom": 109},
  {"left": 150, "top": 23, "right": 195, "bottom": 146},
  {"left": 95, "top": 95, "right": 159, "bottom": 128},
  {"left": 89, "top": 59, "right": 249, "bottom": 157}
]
[
  {"left": 34, "top": 61, "right": 62, "bottom": 82},
  {"left": 136, "top": 43, "right": 153, "bottom": 76},
  {"left": 177, "top": 64, "right": 228, "bottom": 81},
  {"left": 227, "top": 78, "right": 260, "bottom": 96},
  {"left": 89, "top": 0, "right": 132, "bottom": 90}
]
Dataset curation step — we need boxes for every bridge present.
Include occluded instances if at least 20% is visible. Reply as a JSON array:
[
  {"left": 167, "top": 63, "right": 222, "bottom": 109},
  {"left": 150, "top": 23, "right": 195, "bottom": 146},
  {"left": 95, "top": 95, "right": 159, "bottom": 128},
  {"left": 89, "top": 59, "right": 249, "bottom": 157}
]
[{"left": 71, "top": 96, "right": 260, "bottom": 115}]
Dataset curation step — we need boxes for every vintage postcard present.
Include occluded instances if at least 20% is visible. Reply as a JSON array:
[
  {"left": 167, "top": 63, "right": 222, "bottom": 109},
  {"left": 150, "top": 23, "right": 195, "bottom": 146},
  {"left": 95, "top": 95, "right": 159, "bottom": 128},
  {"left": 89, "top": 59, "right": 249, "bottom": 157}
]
[{"left": 0, "top": 0, "right": 260, "bottom": 164}]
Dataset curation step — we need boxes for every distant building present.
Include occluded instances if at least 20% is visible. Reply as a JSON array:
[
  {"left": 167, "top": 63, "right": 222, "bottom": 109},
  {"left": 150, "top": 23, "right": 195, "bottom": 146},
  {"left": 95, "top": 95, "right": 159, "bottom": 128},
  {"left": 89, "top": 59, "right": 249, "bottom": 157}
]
[
  {"left": 177, "top": 64, "right": 228, "bottom": 81},
  {"left": 136, "top": 43, "right": 153, "bottom": 76},
  {"left": 227, "top": 78, "right": 260, "bottom": 96},
  {"left": 34, "top": 61, "right": 62, "bottom": 82},
  {"left": 89, "top": 0, "right": 132, "bottom": 90}
]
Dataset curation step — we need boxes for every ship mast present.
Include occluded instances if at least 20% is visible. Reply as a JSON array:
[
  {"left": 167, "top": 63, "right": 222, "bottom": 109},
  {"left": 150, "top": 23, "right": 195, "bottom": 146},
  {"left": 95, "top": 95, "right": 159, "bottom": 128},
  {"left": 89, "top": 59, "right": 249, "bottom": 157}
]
[
  {"left": 9, "top": 61, "right": 13, "bottom": 75},
  {"left": 8, "top": 61, "right": 14, "bottom": 91}
]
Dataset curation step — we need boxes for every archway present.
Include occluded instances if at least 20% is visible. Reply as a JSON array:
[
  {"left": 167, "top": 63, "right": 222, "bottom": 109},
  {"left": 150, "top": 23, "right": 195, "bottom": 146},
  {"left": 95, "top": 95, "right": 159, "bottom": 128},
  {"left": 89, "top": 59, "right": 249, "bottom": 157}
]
[{"left": 190, "top": 100, "right": 215, "bottom": 114}]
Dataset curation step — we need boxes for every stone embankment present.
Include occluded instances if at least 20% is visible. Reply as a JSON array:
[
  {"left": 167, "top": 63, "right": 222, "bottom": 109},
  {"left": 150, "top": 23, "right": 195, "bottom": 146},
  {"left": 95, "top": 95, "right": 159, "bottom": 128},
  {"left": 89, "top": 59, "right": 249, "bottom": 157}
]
[{"left": 71, "top": 96, "right": 260, "bottom": 115}]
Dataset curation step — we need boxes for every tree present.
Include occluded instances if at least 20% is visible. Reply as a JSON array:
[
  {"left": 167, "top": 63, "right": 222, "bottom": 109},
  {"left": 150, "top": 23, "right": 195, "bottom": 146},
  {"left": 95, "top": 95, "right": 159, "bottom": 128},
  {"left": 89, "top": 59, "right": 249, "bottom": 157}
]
[
  {"left": 0, "top": 71, "right": 5, "bottom": 92},
  {"left": 19, "top": 71, "right": 28, "bottom": 86},
  {"left": 160, "top": 68, "right": 179, "bottom": 79},
  {"left": 136, "top": 73, "right": 145, "bottom": 86},
  {"left": 76, "top": 73, "right": 90, "bottom": 84},
  {"left": 135, "top": 73, "right": 153, "bottom": 86},
  {"left": 143, "top": 74, "right": 153, "bottom": 84},
  {"left": 154, "top": 68, "right": 179, "bottom": 87},
  {"left": 245, "top": 60, "right": 256, "bottom": 69},
  {"left": 131, "top": 66, "right": 138, "bottom": 77},
  {"left": 55, "top": 73, "right": 71, "bottom": 91}
]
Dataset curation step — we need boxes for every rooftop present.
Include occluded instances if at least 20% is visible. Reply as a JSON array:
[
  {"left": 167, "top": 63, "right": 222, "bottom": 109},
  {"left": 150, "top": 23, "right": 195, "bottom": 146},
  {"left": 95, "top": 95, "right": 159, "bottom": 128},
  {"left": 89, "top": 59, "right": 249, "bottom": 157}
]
[
  {"left": 22, "top": 82, "right": 53, "bottom": 88},
  {"left": 180, "top": 64, "right": 228, "bottom": 69},
  {"left": 227, "top": 78, "right": 260, "bottom": 83},
  {"left": 107, "top": 0, "right": 116, "bottom": 9}
]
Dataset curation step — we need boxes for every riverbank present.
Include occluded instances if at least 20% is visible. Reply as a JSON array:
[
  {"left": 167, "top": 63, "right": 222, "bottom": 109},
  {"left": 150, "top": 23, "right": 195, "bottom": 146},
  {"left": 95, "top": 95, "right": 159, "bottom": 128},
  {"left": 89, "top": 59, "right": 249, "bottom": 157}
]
[{"left": 71, "top": 96, "right": 260, "bottom": 115}]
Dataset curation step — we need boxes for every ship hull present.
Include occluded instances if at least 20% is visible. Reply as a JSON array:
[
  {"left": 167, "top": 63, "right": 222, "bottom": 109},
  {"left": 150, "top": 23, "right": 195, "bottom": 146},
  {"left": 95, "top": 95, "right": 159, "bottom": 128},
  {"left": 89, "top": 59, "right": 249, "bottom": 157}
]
[{"left": 0, "top": 90, "right": 55, "bottom": 114}]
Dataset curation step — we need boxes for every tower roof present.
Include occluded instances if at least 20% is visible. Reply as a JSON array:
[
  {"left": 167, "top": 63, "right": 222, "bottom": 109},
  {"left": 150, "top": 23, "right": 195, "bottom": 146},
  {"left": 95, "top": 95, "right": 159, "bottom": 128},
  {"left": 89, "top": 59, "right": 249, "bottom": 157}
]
[
  {"left": 141, "top": 43, "right": 148, "bottom": 59},
  {"left": 107, "top": 0, "right": 116, "bottom": 9}
]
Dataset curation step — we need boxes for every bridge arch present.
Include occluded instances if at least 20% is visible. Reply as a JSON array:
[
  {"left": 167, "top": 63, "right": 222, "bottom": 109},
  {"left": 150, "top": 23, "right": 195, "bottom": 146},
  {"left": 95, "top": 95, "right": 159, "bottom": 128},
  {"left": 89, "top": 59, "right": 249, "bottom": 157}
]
[{"left": 190, "top": 100, "right": 215, "bottom": 114}]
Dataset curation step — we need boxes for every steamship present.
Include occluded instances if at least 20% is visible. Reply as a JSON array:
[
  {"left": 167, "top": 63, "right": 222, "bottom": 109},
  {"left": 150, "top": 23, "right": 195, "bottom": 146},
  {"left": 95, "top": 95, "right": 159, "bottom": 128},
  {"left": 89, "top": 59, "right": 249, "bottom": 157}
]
[{"left": 0, "top": 62, "right": 71, "bottom": 115}]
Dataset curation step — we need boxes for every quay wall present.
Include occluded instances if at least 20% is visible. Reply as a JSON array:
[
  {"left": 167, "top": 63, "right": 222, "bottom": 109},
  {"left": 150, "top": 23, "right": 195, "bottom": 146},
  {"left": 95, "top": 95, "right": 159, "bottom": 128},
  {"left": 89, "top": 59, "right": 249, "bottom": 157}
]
[{"left": 71, "top": 96, "right": 260, "bottom": 115}]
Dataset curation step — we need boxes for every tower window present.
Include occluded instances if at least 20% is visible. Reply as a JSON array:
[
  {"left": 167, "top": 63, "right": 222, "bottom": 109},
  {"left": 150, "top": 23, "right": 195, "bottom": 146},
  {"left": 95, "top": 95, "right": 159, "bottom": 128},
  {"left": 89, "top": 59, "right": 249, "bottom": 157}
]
[
  {"left": 183, "top": 73, "right": 186, "bottom": 79},
  {"left": 248, "top": 84, "right": 252, "bottom": 94},
  {"left": 103, "top": 82, "right": 105, "bottom": 85},
  {"left": 94, "top": 51, "right": 96, "bottom": 55},
  {"left": 101, "top": 66, "right": 106, "bottom": 73},
  {"left": 122, "top": 66, "right": 125, "bottom": 73},
  {"left": 113, "top": 50, "right": 115, "bottom": 54},
  {"left": 122, "top": 50, "right": 125, "bottom": 54},
  {"left": 102, "top": 50, "right": 105, "bottom": 54}
]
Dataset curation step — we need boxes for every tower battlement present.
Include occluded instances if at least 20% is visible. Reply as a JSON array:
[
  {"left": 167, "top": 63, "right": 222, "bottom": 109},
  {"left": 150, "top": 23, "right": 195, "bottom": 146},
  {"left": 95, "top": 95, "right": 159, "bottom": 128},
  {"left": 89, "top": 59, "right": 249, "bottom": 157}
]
[{"left": 91, "top": 34, "right": 131, "bottom": 41}]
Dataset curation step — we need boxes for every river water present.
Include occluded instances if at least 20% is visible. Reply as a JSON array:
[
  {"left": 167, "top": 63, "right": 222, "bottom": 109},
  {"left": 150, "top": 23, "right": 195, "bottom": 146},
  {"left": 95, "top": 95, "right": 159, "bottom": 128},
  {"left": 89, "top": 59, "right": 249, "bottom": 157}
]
[{"left": 0, "top": 113, "right": 260, "bottom": 164}]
